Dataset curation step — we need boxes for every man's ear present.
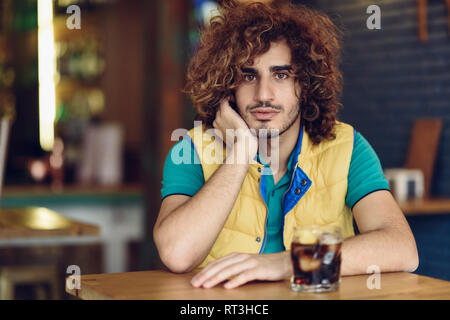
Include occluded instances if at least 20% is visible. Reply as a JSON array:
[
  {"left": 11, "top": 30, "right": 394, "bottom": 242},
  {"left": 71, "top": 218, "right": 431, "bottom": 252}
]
[
  {"left": 229, "top": 91, "right": 236, "bottom": 103},
  {"left": 295, "top": 82, "right": 303, "bottom": 101}
]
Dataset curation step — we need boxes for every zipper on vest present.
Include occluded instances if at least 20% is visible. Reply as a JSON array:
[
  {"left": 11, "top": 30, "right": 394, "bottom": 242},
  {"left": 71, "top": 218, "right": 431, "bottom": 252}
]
[
  {"left": 258, "top": 166, "right": 269, "bottom": 254},
  {"left": 281, "top": 164, "right": 298, "bottom": 250},
  {"left": 259, "top": 200, "right": 269, "bottom": 254},
  {"left": 282, "top": 164, "right": 298, "bottom": 210}
]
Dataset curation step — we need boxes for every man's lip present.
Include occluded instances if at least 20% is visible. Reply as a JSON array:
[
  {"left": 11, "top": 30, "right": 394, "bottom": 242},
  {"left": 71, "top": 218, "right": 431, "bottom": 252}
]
[
  {"left": 250, "top": 108, "right": 280, "bottom": 113},
  {"left": 250, "top": 108, "right": 280, "bottom": 120}
]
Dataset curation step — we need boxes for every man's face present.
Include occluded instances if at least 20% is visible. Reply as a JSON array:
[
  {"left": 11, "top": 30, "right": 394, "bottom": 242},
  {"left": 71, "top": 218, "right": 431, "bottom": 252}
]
[{"left": 234, "top": 40, "right": 301, "bottom": 137}]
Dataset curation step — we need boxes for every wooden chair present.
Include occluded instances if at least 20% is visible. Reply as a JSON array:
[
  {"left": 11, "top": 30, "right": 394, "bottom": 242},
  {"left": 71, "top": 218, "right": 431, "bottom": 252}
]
[{"left": 405, "top": 118, "right": 443, "bottom": 199}]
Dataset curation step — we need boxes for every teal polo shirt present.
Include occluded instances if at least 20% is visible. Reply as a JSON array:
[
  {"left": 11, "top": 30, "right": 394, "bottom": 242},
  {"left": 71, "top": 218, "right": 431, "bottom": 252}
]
[
  {"left": 161, "top": 130, "right": 390, "bottom": 254},
  {"left": 255, "top": 149, "right": 297, "bottom": 253}
]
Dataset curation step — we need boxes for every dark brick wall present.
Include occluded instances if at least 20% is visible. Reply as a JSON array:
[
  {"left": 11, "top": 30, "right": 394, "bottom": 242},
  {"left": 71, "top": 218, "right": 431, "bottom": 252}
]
[
  {"left": 296, "top": 0, "right": 450, "bottom": 196},
  {"left": 294, "top": 0, "right": 450, "bottom": 281}
]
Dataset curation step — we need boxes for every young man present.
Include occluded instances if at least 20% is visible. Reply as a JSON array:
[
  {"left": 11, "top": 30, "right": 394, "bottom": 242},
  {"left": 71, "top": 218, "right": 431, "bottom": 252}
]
[{"left": 153, "top": 1, "right": 418, "bottom": 289}]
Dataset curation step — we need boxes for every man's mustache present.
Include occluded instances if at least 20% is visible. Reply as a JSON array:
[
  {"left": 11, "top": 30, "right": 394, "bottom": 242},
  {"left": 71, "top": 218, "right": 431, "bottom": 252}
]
[{"left": 247, "top": 102, "right": 283, "bottom": 112}]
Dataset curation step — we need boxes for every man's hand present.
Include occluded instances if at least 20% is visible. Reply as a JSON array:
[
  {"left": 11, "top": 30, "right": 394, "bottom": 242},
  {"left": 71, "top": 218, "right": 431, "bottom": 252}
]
[
  {"left": 190, "top": 251, "right": 292, "bottom": 289},
  {"left": 213, "top": 97, "right": 258, "bottom": 160},
  {"left": 213, "top": 96, "right": 249, "bottom": 135}
]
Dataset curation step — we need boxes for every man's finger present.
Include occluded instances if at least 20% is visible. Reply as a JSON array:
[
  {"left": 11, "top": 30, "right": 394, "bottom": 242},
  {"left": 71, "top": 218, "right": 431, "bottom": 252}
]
[
  {"left": 224, "top": 269, "right": 257, "bottom": 289},
  {"left": 202, "top": 258, "right": 258, "bottom": 288},
  {"left": 220, "top": 96, "right": 230, "bottom": 106},
  {"left": 191, "top": 253, "right": 237, "bottom": 284},
  {"left": 199, "top": 252, "right": 240, "bottom": 273},
  {"left": 191, "top": 253, "right": 246, "bottom": 286},
  {"left": 191, "top": 253, "right": 248, "bottom": 287},
  {"left": 219, "top": 96, "right": 233, "bottom": 113}
]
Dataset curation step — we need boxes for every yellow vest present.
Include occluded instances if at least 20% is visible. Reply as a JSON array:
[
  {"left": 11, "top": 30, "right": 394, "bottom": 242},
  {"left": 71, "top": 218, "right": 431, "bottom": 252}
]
[{"left": 187, "top": 121, "right": 355, "bottom": 268}]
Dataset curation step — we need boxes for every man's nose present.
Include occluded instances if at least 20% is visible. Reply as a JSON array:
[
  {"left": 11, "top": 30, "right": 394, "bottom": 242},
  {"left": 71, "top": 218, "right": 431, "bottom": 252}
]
[{"left": 255, "top": 77, "right": 275, "bottom": 103}]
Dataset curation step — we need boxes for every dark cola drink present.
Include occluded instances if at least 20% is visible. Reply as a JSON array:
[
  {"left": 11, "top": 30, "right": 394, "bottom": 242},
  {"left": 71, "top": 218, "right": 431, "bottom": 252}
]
[{"left": 290, "top": 227, "right": 343, "bottom": 292}]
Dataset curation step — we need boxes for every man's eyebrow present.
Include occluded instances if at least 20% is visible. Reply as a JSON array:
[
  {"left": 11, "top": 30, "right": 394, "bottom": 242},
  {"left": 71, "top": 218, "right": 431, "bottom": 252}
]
[
  {"left": 241, "top": 65, "right": 293, "bottom": 74},
  {"left": 241, "top": 67, "right": 258, "bottom": 74},
  {"left": 270, "top": 65, "right": 292, "bottom": 72}
]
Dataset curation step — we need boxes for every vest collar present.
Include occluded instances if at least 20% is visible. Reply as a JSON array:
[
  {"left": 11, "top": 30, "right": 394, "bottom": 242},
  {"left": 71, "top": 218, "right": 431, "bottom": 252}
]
[
  {"left": 282, "top": 122, "right": 312, "bottom": 215},
  {"left": 291, "top": 122, "right": 304, "bottom": 169},
  {"left": 255, "top": 122, "right": 304, "bottom": 175}
]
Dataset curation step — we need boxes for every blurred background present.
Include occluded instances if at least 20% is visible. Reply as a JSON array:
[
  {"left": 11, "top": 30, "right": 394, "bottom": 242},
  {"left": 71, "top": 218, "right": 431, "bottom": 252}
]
[{"left": 0, "top": 0, "right": 449, "bottom": 299}]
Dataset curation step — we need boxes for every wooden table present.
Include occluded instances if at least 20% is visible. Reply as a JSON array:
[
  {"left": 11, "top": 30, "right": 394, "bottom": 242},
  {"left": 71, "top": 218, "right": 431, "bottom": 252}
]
[
  {"left": 0, "top": 207, "right": 99, "bottom": 238},
  {"left": 0, "top": 207, "right": 100, "bottom": 300},
  {"left": 66, "top": 270, "right": 450, "bottom": 300},
  {"left": 399, "top": 198, "right": 450, "bottom": 216}
]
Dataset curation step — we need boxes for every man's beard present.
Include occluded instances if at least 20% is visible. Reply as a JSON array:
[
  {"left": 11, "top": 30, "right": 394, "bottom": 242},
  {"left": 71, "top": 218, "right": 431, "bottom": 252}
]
[{"left": 245, "top": 102, "right": 300, "bottom": 138}]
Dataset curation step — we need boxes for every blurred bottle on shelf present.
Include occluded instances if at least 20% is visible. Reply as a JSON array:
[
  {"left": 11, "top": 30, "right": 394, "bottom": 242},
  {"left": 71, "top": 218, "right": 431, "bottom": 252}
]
[
  {"left": 56, "top": 37, "right": 105, "bottom": 82},
  {"left": 0, "top": 40, "right": 15, "bottom": 89},
  {"left": 55, "top": 88, "right": 105, "bottom": 184},
  {"left": 0, "top": 0, "right": 13, "bottom": 32},
  {"left": 49, "top": 137, "right": 65, "bottom": 191},
  {"left": 78, "top": 121, "right": 123, "bottom": 186},
  {"left": 0, "top": 40, "right": 16, "bottom": 90},
  {"left": 25, "top": 136, "right": 66, "bottom": 191},
  {"left": 0, "top": 11, "right": 15, "bottom": 89}
]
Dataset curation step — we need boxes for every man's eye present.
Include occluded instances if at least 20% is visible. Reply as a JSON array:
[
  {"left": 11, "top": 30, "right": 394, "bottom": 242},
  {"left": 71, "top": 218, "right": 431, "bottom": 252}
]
[
  {"left": 244, "top": 74, "right": 256, "bottom": 81},
  {"left": 275, "top": 73, "right": 288, "bottom": 80}
]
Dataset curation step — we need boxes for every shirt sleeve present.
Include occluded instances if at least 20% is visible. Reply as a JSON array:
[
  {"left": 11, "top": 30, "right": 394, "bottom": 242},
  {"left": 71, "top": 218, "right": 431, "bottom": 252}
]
[
  {"left": 160, "top": 138, "right": 205, "bottom": 200},
  {"left": 345, "top": 131, "right": 390, "bottom": 210}
]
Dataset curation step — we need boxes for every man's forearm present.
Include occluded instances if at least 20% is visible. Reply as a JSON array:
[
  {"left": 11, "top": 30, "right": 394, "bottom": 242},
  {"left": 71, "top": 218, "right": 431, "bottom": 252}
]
[
  {"left": 340, "top": 227, "right": 419, "bottom": 276},
  {"left": 155, "top": 143, "right": 253, "bottom": 272}
]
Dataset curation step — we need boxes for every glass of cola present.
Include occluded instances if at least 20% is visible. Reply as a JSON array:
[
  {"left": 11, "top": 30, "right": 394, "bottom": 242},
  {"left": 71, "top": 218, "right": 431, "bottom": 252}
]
[{"left": 290, "top": 225, "right": 343, "bottom": 292}]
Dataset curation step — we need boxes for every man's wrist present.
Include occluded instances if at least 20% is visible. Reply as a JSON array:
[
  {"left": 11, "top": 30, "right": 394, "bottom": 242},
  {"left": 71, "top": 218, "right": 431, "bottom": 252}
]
[
  {"left": 235, "top": 133, "right": 258, "bottom": 159},
  {"left": 283, "top": 251, "right": 293, "bottom": 279}
]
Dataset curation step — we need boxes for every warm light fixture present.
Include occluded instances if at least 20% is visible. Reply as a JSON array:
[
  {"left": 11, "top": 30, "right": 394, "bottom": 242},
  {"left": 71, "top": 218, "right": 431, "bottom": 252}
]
[{"left": 38, "top": 0, "right": 56, "bottom": 151}]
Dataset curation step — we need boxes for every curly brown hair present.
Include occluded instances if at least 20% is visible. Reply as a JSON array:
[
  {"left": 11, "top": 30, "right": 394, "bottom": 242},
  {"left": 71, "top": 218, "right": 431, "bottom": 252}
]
[{"left": 184, "top": 0, "right": 343, "bottom": 144}]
